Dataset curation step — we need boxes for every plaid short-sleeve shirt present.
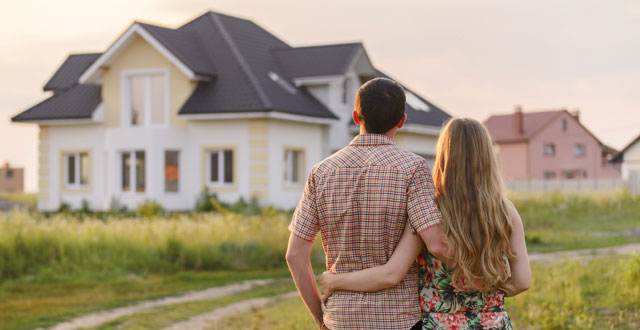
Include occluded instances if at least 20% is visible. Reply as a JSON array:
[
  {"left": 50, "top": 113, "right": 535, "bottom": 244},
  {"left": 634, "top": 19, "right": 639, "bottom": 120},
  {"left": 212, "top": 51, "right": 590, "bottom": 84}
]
[{"left": 289, "top": 134, "right": 442, "bottom": 330}]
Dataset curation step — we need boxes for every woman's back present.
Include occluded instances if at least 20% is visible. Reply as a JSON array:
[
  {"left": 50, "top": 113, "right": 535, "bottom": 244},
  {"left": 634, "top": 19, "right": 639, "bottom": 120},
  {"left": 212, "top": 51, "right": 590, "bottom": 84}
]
[{"left": 418, "top": 250, "right": 513, "bottom": 330}]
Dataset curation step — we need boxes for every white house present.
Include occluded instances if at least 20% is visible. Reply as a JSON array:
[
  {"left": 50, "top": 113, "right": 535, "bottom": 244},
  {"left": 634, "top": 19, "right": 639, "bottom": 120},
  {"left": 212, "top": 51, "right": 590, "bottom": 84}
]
[
  {"left": 613, "top": 134, "right": 640, "bottom": 193},
  {"left": 12, "top": 11, "right": 451, "bottom": 211}
]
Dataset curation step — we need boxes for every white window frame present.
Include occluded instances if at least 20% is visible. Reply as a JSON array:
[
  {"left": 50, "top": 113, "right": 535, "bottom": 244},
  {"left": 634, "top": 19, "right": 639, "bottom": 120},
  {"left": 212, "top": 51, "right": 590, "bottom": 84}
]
[
  {"left": 63, "top": 152, "right": 89, "bottom": 189},
  {"left": 119, "top": 150, "right": 146, "bottom": 194},
  {"left": 206, "top": 149, "right": 234, "bottom": 187},
  {"left": 121, "top": 68, "right": 170, "bottom": 128},
  {"left": 284, "top": 149, "right": 304, "bottom": 186},
  {"left": 543, "top": 143, "right": 555, "bottom": 156}
]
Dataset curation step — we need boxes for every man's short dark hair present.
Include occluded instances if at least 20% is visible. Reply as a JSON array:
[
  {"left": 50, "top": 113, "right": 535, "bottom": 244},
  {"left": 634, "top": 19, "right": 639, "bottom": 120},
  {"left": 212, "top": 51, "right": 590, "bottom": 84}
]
[{"left": 355, "top": 78, "right": 406, "bottom": 134}]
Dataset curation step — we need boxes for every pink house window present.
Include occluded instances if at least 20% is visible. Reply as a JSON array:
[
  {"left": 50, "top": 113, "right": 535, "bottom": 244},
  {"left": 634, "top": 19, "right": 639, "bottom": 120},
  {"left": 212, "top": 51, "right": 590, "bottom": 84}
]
[
  {"left": 573, "top": 144, "right": 586, "bottom": 157},
  {"left": 543, "top": 144, "right": 555, "bottom": 156}
]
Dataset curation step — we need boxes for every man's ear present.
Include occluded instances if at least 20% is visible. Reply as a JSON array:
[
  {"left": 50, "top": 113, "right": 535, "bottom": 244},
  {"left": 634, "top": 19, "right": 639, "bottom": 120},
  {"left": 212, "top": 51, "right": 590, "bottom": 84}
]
[
  {"left": 352, "top": 110, "right": 361, "bottom": 126},
  {"left": 397, "top": 114, "right": 407, "bottom": 129}
]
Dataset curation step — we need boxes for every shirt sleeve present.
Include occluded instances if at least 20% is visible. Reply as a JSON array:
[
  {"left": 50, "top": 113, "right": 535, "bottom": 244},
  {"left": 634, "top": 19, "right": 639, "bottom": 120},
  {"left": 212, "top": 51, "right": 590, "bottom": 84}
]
[
  {"left": 407, "top": 159, "right": 442, "bottom": 233},
  {"left": 288, "top": 167, "right": 320, "bottom": 241}
]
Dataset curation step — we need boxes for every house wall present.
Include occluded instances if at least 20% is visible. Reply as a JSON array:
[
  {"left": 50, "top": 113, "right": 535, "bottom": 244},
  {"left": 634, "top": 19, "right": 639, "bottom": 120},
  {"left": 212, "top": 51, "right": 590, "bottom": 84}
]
[
  {"left": 395, "top": 132, "right": 438, "bottom": 168},
  {"left": 266, "top": 119, "right": 327, "bottom": 209},
  {"left": 622, "top": 139, "right": 640, "bottom": 181},
  {"left": 41, "top": 125, "right": 106, "bottom": 211},
  {"left": 185, "top": 120, "right": 251, "bottom": 207},
  {"left": 495, "top": 142, "right": 529, "bottom": 180},
  {"left": 37, "top": 126, "right": 50, "bottom": 206},
  {"left": 101, "top": 35, "right": 197, "bottom": 128},
  {"left": 528, "top": 112, "right": 620, "bottom": 179}
]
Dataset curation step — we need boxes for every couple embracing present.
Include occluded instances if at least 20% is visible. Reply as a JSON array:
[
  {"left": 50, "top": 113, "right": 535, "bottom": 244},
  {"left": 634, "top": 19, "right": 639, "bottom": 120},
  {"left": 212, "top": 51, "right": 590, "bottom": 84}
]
[{"left": 286, "top": 78, "right": 532, "bottom": 330}]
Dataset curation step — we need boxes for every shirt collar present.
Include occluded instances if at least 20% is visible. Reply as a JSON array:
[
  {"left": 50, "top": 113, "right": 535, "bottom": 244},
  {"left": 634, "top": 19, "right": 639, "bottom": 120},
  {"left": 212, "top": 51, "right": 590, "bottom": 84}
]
[{"left": 349, "top": 134, "right": 396, "bottom": 147}]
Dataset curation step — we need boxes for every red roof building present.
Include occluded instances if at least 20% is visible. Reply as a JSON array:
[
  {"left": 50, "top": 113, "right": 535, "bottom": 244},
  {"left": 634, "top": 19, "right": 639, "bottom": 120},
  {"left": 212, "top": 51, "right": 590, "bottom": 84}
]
[{"left": 485, "top": 107, "right": 620, "bottom": 181}]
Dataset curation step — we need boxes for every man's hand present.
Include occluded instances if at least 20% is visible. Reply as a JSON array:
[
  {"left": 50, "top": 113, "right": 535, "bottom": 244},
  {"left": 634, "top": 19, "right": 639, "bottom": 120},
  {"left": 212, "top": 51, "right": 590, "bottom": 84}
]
[
  {"left": 286, "top": 233, "right": 324, "bottom": 328},
  {"left": 319, "top": 271, "right": 336, "bottom": 301}
]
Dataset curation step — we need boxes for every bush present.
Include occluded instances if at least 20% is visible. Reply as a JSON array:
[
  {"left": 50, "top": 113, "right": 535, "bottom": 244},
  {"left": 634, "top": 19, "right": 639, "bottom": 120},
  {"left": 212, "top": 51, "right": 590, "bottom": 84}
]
[{"left": 136, "top": 200, "right": 164, "bottom": 218}]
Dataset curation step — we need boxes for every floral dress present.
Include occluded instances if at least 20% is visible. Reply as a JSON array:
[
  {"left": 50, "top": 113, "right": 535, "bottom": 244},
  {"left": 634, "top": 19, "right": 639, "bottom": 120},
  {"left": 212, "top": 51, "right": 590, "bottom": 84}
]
[{"left": 417, "top": 250, "right": 513, "bottom": 330}]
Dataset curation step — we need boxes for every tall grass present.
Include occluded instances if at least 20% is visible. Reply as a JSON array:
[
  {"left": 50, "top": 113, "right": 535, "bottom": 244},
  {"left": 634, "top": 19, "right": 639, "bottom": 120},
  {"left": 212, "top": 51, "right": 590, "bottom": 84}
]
[
  {"left": 507, "top": 254, "right": 640, "bottom": 329},
  {"left": 508, "top": 191, "right": 640, "bottom": 252},
  {"left": 0, "top": 211, "right": 325, "bottom": 283}
]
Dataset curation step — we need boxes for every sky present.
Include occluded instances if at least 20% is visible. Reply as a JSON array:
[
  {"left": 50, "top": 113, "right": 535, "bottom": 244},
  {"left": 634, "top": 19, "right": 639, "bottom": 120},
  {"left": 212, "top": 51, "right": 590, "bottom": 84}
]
[{"left": 1, "top": 0, "right": 639, "bottom": 192}]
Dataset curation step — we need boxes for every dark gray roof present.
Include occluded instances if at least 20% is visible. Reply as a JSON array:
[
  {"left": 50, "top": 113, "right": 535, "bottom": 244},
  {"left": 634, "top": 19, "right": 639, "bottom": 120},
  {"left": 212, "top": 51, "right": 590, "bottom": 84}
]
[
  {"left": 43, "top": 53, "right": 100, "bottom": 92},
  {"left": 272, "top": 43, "right": 362, "bottom": 78},
  {"left": 177, "top": 12, "right": 336, "bottom": 118},
  {"left": 137, "top": 23, "right": 215, "bottom": 77},
  {"left": 12, "top": 84, "right": 101, "bottom": 122},
  {"left": 14, "top": 11, "right": 450, "bottom": 124}
]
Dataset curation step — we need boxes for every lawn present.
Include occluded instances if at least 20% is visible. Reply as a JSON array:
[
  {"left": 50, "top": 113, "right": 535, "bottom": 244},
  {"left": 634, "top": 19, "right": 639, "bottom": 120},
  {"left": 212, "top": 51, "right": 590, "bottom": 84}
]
[
  {"left": 0, "top": 191, "right": 638, "bottom": 329},
  {"left": 510, "top": 191, "right": 640, "bottom": 253},
  {"left": 0, "top": 269, "right": 293, "bottom": 330},
  {"left": 217, "top": 254, "right": 640, "bottom": 330}
]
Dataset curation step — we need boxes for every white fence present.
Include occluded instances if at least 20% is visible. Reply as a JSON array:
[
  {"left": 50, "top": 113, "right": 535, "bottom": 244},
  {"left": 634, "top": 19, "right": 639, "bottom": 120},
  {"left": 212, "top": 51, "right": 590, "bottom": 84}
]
[{"left": 505, "top": 179, "right": 627, "bottom": 192}]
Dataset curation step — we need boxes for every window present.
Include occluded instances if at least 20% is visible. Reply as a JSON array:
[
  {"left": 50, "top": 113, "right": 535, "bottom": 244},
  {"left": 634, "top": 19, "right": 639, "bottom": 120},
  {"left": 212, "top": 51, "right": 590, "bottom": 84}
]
[
  {"left": 573, "top": 144, "right": 586, "bottom": 157},
  {"left": 207, "top": 149, "right": 233, "bottom": 186},
  {"left": 562, "top": 119, "right": 567, "bottom": 131},
  {"left": 543, "top": 144, "right": 555, "bottom": 156},
  {"left": 121, "top": 151, "right": 145, "bottom": 193},
  {"left": 126, "top": 72, "right": 167, "bottom": 126},
  {"left": 64, "top": 152, "right": 89, "bottom": 189},
  {"left": 543, "top": 171, "right": 556, "bottom": 180},
  {"left": 165, "top": 150, "right": 179, "bottom": 193},
  {"left": 284, "top": 149, "right": 304, "bottom": 185},
  {"left": 6, "top": 169, "right": 13, "bottom": 179},
  {"left": 563, "top": 169, "right": 586, "bottom": 179}
]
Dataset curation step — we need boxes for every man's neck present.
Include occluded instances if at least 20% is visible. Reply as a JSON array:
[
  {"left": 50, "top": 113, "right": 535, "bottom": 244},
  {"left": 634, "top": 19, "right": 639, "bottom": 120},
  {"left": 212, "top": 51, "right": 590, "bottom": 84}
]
[{"left": 359, "top": 126, "right": 396, "bottom": 139}]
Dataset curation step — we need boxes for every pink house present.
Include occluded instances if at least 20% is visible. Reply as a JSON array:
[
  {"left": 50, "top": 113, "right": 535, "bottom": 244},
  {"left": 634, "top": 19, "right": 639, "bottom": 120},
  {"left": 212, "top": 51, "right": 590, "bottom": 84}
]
[{"left": 485, "top": 107, "right": 621, "bottom": 181}]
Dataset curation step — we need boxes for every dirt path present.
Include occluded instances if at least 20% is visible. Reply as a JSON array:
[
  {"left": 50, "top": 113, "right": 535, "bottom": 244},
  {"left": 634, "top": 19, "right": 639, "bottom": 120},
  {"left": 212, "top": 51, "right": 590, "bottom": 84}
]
[
  {"left": 158, "top": 291, "right": 299, "bottom": 330},
  {"left": 44, "top": 243, "right": 640, "bottom": 330},
  {"left": 528, "top": 243, "right": 640, "bottom": 263},
  {"left": 45, "top": 279, "right": 275, "bottom": 330}
]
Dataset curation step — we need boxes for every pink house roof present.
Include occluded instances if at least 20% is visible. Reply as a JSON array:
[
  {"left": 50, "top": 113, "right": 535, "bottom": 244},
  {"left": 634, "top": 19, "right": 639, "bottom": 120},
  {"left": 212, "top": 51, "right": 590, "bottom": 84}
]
[{"left": 485, "top": 109, "right": 567, "bottom": 143}]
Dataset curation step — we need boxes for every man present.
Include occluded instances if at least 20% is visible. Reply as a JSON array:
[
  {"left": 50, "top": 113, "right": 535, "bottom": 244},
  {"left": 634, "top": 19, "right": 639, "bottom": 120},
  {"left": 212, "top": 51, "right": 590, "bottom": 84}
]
[{"left": 286, "top": 78, "right": 447, "bottom": 330}]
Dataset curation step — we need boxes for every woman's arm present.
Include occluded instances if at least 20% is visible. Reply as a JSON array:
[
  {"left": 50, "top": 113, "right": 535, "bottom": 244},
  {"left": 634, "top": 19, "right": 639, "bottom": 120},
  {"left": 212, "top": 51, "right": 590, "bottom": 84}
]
[
  {"left": 319, "top": 222, "right": 423, "bottom": 300},
  {"left": 504, "top": 199, "right": 532, "bottom": 297}
]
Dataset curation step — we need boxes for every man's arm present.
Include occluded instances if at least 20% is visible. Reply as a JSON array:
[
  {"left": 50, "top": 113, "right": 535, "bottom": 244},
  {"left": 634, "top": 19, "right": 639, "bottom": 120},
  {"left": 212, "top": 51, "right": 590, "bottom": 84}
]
[
  {"left": 407, "top": 159, "right": 453, "bottom": 264},
  {"left": 286, "top": 234, "right": 323, "bottom": 328}
]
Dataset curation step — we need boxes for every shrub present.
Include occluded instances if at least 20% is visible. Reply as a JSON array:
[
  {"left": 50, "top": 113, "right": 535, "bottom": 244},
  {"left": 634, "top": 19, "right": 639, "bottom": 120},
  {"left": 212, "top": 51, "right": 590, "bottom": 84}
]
[{"left": 136, "top": 200, "right": 164, "bottom": 218}]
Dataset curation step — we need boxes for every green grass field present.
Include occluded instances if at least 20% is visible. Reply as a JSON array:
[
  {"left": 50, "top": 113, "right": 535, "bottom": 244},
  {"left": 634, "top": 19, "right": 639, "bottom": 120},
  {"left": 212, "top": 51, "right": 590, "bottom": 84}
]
[
  {"left": 0, "top": 191, "right": 639, "bottom": 329},
  {"left": 217, "top": 254, "right": 640, "bottom": 330},
  {"left": 510, "top": 191, "right": 640, "bottom": 253}
]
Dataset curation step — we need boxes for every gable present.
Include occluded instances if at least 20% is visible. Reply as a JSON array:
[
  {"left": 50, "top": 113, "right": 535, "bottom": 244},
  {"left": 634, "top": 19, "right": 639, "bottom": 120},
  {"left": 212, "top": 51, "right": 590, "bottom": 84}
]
[
  {"left": 101, "top": 35, "right": 197, "bottom": 127},
  {"left": 80, "top": 23, "right": 213, "bottom": 84}
]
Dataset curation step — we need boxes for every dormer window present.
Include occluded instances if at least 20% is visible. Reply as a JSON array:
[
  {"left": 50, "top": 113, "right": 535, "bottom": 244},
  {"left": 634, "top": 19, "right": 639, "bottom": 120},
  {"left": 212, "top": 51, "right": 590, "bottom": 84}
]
[{"left": 123, "top": 69, "right": 168, "bottom": 127}]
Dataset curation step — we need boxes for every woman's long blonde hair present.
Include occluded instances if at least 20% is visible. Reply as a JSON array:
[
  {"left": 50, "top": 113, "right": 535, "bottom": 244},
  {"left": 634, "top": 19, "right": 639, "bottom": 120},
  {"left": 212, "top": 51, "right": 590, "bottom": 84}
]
[{"left": 432, "top": 118, "right": 515, "bottom": 294}]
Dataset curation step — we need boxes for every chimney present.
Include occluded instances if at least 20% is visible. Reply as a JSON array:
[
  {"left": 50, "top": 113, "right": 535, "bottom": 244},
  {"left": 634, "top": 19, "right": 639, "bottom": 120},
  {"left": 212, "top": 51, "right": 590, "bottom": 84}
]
[
  {"left": 571, "top": 109, "right": 580, "bottom": 121},
  {"left": 513, "top": 105, "right": 523, "bottom": 135}
]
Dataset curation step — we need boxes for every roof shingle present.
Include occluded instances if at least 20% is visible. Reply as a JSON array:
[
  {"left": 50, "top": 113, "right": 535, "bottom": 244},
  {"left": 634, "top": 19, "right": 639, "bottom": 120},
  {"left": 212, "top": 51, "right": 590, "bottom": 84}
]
[
  {"left": 273, "top": 43, "right": 362, "bottom": 78},
  {"left": 12, "top": 84, "right": 101, "bottom": 122},
  {"left": 43, "top": 53, "right": 100, "bottom": 92}
]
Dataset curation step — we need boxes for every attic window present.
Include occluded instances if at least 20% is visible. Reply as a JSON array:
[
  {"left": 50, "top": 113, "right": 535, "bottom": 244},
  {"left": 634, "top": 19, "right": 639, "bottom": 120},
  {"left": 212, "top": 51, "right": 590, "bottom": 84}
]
[
  {"left": 405, "top": 91, "right": 430, "bottom": 112},
  {"left": 268, "top": 72, "right": 297, "bottom": 94}
]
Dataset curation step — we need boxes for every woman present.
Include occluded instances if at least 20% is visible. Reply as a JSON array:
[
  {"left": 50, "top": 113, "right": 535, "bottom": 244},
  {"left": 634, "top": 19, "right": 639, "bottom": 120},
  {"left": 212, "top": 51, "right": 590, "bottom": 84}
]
[{"left": 320, "top": 118, "right": 531, "bottom": 330}]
